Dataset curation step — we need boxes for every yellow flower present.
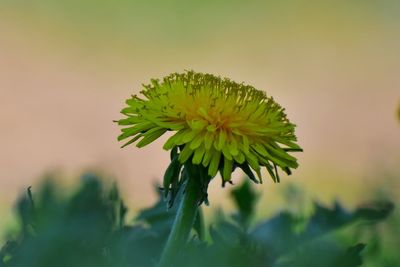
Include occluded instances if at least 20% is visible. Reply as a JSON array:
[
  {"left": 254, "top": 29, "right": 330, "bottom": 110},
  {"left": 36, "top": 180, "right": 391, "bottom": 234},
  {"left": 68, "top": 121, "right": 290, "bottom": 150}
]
[{"left": 117, "top": 71, "right": 302, "bottom": 184}]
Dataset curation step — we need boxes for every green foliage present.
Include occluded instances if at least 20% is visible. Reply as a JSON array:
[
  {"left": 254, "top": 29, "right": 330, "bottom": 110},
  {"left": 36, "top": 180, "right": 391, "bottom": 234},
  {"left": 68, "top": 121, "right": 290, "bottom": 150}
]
[{"left": 0, "top": 174, "right": 394, "bottom": 267}]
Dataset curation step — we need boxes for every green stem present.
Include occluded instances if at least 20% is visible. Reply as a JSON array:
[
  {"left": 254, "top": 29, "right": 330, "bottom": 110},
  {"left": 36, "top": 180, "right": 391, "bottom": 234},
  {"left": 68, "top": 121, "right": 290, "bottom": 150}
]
[{"left": 158, "top": 167, "right": 202, "bottom": 267}]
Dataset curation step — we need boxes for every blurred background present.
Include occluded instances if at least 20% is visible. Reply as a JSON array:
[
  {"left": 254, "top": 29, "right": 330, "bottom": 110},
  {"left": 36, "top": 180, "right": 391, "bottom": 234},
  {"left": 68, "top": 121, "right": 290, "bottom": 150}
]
[{"left": 1, "top": 0, "right": 399, "bottom": 232}]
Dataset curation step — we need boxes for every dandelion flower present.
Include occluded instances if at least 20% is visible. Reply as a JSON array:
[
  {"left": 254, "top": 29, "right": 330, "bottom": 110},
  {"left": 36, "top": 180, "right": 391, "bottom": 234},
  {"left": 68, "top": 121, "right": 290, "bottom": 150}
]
[{"left": 117, "top": 71, "right": 302, "bottom": 184}]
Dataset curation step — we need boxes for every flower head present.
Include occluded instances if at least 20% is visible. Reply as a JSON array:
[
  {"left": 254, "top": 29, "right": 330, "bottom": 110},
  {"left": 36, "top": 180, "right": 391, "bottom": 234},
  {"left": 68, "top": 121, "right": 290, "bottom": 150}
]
[{"left": 117, "top": 71, "right": 302, "bottom": 184}]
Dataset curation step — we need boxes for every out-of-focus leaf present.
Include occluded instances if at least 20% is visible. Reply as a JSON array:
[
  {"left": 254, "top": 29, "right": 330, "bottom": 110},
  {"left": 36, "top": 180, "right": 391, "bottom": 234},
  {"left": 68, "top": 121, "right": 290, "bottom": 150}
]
[
  {"left": 274, "top": 241, "right": 365, "bottom": 267},
  {"left": 250, "top": 212, "right": 298, "bottom": 258},
  {"left": 334, "top": 243, "right": 366, "bottom": 267},
  {"left": 136, "top": 188, "right": 177, "bottom": 234},
  {"left": 251, "top": 200, "right": 394, "bottom": 263},
  {"left": 230, "top": 180, "right": 259, "bottom": 228},
  {"left": 1, "top": 173, "right": 395, "bottom": 267},
  {"left": 355, "top": 201, "right": 394, "bottom": 222},
  {"left": 193, "top": 208, "right": 205, "bottom": 241},
  {"left": 136, "top": 182, "right": 204, "bottom": 242}
]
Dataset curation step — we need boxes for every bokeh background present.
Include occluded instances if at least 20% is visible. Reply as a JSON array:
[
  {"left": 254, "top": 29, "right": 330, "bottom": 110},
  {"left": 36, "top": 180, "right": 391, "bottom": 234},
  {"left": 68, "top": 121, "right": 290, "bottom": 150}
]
[{"left": 1, "top": 0, "right": 399, "bottom": 231}]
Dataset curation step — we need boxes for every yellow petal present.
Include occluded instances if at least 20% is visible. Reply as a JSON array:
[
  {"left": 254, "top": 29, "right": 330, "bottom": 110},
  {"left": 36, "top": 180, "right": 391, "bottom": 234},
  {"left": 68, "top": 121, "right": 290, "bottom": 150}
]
[
  {"left": 192, "top": 145, "right": 206, "bottom": 164},
  {"left": 178, "top": 145, "right": 194, "bottom": 163},
  {"left": 208, "top": 150, "right": 221, "bottom": 177},
  {"left": 222, "top": 158, "right": 233, "bottom": 181}
]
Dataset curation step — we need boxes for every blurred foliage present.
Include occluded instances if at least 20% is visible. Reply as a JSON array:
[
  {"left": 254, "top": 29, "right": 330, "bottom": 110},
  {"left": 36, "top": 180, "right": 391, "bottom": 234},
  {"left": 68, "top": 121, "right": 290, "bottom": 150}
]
[{"left": 0, "top": 173, "right": 395, "bottom": 267}]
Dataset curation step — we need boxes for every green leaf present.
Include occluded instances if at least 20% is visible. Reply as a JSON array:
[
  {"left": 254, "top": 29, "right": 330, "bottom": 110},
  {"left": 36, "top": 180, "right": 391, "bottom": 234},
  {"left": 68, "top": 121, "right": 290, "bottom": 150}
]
[
  {"left": 334, "top": 243, "right": 366, "bottom": 267},
  {"left": 251, "top": 200, "right": 394, "bottom": 258},
  {"left": 230, "top": 180, "right": 259, "bottom": 228}
]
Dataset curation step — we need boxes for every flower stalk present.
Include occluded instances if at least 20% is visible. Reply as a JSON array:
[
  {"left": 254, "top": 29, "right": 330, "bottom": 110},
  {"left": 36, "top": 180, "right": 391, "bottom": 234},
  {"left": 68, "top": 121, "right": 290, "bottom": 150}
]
[{"left": 158, "top": 163, "right": 205, "bottom": 267}]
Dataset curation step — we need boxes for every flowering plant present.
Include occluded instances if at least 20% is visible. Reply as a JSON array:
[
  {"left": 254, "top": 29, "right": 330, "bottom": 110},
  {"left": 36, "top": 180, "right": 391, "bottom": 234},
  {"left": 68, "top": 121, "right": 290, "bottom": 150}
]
[{"left": 117, "top": 71, "right": 302, "bottom": 266}]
